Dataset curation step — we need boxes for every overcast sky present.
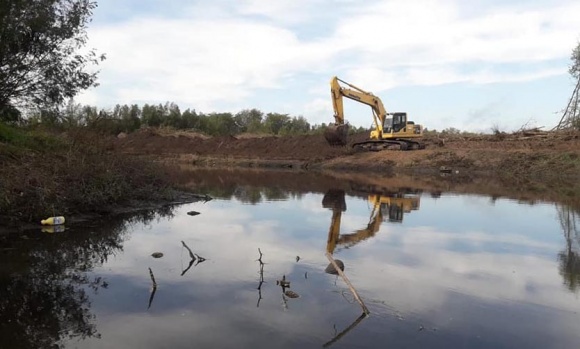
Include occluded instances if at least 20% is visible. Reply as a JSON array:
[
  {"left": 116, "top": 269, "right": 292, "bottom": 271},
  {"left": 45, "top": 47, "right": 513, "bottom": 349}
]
[{"left": 76, "top": 0, "right": 580, "bottom": 132}]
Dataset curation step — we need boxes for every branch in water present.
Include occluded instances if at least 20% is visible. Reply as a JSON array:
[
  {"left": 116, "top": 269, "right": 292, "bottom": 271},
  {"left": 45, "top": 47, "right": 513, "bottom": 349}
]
[{"left": 181, "top": 240, "right": 196, "bottom": 260}]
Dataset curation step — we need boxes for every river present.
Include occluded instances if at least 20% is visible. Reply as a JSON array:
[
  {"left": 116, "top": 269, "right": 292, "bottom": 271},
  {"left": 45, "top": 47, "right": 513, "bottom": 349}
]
[{"left": 1, "top": 169, "right": 579, "bottom": 349}]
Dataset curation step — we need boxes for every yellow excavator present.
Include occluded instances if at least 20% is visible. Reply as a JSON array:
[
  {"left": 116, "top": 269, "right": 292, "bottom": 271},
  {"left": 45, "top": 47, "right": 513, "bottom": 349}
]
[
  {"left": 323, "top": 189, "right": 420, "bottom": 254},
  {"left": 324, "top": 76, "right": 425, "bottom": 151}
]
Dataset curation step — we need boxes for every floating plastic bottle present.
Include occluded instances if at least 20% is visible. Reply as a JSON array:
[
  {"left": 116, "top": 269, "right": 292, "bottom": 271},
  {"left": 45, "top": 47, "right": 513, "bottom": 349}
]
[{"left": 41, "top": 216, "right": 66, "bottom": 225}]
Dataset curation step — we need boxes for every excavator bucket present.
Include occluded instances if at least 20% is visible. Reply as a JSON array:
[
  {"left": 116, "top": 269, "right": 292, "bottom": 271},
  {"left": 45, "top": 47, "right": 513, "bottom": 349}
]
[
  {"left": 322, "top": 189, "right": 347, "bottom": 212},
  {"left": 324, "top": 124, "right": 349, "bottom": 146}
]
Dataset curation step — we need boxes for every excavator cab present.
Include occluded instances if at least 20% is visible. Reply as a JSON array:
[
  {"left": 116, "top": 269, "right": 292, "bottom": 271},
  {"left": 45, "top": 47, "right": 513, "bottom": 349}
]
[{"left": 384, "top": 112, "right": 407, "bottom": 134}]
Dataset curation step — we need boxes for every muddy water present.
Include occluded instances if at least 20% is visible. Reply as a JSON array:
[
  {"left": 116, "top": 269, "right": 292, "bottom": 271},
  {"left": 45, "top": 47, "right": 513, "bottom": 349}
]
[{"left": 1, "top": 171, "right": 580, "bottom": 349}]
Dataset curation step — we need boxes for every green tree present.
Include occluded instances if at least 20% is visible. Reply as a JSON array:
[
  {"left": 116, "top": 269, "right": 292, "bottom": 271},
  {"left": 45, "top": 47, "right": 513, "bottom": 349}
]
[
  {"left": 162, "top": 102, "right": 182, "bottom": 128},
  {"left": 204, "top": 112, "right": 238, "bottom": 136},
  {"left": 264, "top": 113, "right": 290, "bottom": 135},
  {"left": 141, "top": 104, "right": 162, "bottom": 127},
  {"left": 234, "top": 109, "right": 264, "bottom": 133},
  {"left": 182, "top": 108, "right": 201, "bottom": 130},
  {"left": 0, "top": 0, "right": 105, "bottom": 110},
  {"left": 570, "top": 40, "right": 580, "bottom": 79},
  {"left": 280, "top": 115, "right": 310, "bottom": 135},
  {"left": 0, "top": 104, "right": 22, "bottom": 124}
]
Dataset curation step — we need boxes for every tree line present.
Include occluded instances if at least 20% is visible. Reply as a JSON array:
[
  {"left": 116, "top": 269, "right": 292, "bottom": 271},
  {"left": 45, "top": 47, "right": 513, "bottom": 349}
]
[{"left": 18, "top": 100, "right": 367, "bottom": 136}]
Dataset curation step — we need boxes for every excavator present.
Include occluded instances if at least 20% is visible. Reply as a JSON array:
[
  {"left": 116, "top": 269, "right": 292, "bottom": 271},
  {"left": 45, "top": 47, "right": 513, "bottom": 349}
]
[
  {"left": 324, "top": 76, "right": 425, "bottom": 151},
  {"left": 323, "top": 189, "right": 420, "bottom": 254}
]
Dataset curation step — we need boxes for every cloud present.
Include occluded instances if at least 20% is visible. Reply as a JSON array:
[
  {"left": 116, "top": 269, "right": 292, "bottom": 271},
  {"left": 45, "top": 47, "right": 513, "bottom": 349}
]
[
  {"left": 78, "top": 192, "right": 580, "bottom": 348},
  {"left": 77, "top": 0, "right": 580, "bottom": 131},
  {"left": 331, "top": 0, "right": 580, "bottom": 90},
  {"left": 81, "top": 15, "right": 332, "bottom": 110},
  {"left": 236, "top": 0, "right": 321, "bottom": 24}
]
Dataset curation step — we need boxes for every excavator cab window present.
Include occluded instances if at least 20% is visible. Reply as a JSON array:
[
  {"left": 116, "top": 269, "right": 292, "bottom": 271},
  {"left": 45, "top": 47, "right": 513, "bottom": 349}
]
[
  {"left": 392, "top": 113, "right": 407, "bottom": 132},
  {"left": 387, "top": 204, "right": 404, "bottom": 223},
  {"left": 384, "top": 117, "right": 393, "bottom": 133}
]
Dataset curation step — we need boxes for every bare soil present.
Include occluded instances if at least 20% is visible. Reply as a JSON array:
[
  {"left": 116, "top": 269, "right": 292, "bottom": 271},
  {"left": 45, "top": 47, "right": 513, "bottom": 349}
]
[{"left": 114, "top": 128, "right": 580, "bottom": 180}]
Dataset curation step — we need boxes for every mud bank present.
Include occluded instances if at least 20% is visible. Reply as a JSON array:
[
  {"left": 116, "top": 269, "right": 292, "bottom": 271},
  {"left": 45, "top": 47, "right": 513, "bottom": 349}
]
[{"left": 116, "top": 128, "right": 580, "bottom": 182}]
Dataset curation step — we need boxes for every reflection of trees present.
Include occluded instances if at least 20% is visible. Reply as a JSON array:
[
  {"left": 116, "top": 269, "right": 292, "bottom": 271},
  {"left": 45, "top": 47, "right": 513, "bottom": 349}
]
[
  {"left": 0, "top": 207, "right": 174, "bottom": 349},
  {"left": 557, "top": 204, "right": 580, "bottom": 292},
  {"left": 199, "top": 185, "right": 304, "bottom": 205},
  {"left": 262, "top": 187, "right": 290, "bottom": 201},
  {"left": 234, "top": 187, "right": 263, "bottom": 205}
]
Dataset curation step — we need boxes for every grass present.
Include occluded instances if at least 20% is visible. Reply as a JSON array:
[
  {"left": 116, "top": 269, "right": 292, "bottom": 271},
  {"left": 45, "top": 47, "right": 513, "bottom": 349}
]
[{"left": 1, "top": 123, "right": 176, "bottom": 223}]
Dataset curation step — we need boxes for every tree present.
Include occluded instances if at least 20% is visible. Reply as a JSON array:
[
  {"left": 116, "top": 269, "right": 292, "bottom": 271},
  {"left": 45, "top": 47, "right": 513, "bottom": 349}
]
[
  {"left": 234, "top": 109, "right": 263, "bottom": 133},
  {"left": 0, "top": 104, "right": 22, "bottom": 124},
  {"left": 263, "top": 113, "right": 290, "bottom": 135},
  {"left": 570, "top": 40, "right": 580, "bottom": 79},
  {"left": 204, "top": 112, "right": 238, "bottom": 136},
  {"left": 0, "top": 0, "right": 105, "bottom": 111},
  {"left": 556, "top": 40, "right": 580, "bottom": 130},
  {"left": 557, "top": 204, "right": 580, "bottom": 293}
]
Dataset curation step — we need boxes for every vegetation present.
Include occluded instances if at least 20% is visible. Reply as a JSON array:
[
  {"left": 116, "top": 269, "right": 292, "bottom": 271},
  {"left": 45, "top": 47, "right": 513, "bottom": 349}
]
[
  {"left": 570, "top": 40, "right": 580, "bottom": 79},
  {"left": 0, "top": 0, "right": 104, "bottom": 118},
  {"left": 0, "top": 1, "right": 183, "bottom": 223},
  {"left": 20, "top": 100, "right": 368, "bottom": 137},
  {"left": 0, "top": 123, "right": 176, "bottom": 222}
]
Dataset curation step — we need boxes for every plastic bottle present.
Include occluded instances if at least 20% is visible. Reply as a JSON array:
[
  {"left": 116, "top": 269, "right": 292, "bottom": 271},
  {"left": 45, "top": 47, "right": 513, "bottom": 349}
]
[{"left": 41, "top": 216, "right": 66, "bottom": 225}]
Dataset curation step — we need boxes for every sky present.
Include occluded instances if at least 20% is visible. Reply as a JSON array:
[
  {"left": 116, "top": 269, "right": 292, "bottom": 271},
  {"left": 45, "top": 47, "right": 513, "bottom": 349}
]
[{"left": 76, "top": 0, "right": 580, "bottom": 132}]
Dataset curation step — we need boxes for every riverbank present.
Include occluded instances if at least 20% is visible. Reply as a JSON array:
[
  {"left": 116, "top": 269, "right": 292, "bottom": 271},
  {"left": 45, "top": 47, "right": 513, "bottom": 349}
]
[
  {"left": 0, "top": 125, "right": 185, "bottom": 224},
  {"left": 116, "top": 127, "right": 580, "bottom": 182},
  {"left": 4, "top": 125, "right": 580, "bottom": 225}
]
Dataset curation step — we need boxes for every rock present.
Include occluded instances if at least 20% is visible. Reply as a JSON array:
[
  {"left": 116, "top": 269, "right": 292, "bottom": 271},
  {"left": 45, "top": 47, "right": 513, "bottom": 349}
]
[
  {"left": 117, "top": 132, "right": 127, "bottom": 139},
  {"left": 151, "top": 252, "right": 164, "bottom": 258},
  {"left": 325, "top": 259, "right": 345, "bottom": 275},
  {"left": 439, "top": 166, "right": 452, "bottom": 173},
  {"left": 284, "top": 290, "right": 300, "bottom": 298}
]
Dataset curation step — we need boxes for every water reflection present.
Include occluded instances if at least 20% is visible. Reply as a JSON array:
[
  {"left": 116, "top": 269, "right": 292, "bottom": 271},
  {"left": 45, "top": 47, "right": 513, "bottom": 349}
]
[
  {"left": 324, "top": 188, "right": 420, "bottom": 254},
  {"left": 4, "top": 169, "right": 580, "bottom": 348},
  {"left": 557, "top": 204, "right": 580, "bottom": 292},
  {"left": 0, "top": 207, "right": 175, "bottom": 349}
]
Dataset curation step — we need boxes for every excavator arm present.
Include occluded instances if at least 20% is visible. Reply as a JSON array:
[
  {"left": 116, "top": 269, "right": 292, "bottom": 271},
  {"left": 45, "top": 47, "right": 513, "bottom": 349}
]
[{"left": 330, "top": 76, "right": 387, "bottom": 137}]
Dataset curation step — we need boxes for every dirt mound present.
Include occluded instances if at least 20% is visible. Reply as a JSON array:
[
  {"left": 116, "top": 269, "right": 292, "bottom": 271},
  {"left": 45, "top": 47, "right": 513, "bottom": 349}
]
[
  {"left": 115, "top": 128, "right": 580, "bottom": 181},
  {"left": 115, "top": 129, "right": 366, "bottom": 160}
]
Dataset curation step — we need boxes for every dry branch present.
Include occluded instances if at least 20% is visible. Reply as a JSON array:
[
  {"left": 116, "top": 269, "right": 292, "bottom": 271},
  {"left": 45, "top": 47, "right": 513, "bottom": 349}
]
[
  {"left": 148, "top": 267, "right": 157, "bottom": 287},
  {"left": 147, "top": 267, "right": 158, "bottom": 309},
  {"left": 323, "top": 312, "right": 368, "bottom": 348},
  {"left": 181, "top": 240, "right": 196, "bottom": 260},
  {"left": 256, "top": 248, "right": 265, "bottom": 307},
  {"left": 325, "top": 252, "right": 369, "bottom": 315}
]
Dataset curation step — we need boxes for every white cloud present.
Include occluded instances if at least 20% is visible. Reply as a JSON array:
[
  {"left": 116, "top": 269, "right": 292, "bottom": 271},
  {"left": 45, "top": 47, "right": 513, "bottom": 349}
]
[
  {"left": 78, "top": 0, "right": 580, "bottom": 129},
  {"left": 82, "top": 15, "right": 332, "bottom": 110},
  {"left": 236, "top": 0, "right": 322, "bottom": 24},
  {"left": 331, "top": 0, "right": 580, "bottom": 90}
]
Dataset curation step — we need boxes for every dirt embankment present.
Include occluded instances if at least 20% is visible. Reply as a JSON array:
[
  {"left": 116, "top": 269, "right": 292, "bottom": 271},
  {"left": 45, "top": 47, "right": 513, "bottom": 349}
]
[{"left": 114, "top": 128, "right": 580, "bottom": 181}]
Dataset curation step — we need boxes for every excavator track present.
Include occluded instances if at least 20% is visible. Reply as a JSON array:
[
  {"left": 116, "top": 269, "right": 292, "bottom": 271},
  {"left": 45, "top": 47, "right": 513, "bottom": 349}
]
[{"left": 352, "top": 139, "right": 425, "bottom": 152}]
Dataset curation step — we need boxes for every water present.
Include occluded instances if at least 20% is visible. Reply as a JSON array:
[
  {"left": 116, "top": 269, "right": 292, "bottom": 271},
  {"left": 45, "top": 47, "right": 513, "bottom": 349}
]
[{"left": 1, "top": 170, "right": 580, "bottom": 349}]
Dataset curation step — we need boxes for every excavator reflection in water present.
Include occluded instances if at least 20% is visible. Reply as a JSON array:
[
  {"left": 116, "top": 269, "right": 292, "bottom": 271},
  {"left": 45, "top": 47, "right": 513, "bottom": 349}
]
[{"left": 323, "top": 189, "right": 420, "bottom": 255}]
